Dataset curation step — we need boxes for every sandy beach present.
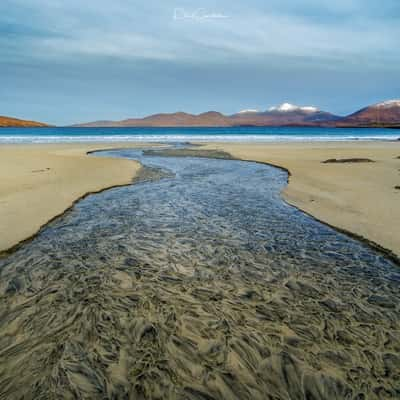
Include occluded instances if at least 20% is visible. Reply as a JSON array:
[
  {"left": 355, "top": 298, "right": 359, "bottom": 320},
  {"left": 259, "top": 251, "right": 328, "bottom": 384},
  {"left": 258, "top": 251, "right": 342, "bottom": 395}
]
[
  {"left": 1, "top": 141, "right": 399, "bottom": 398},
  {"left": 201, "top": 141, "right": 400, "bottom": 258},
  {"left": 0, "top": 141, "right": 399, "bottom": 258},
  {"left": 0, "top": 143, "right": 144, "bottom": 254}
]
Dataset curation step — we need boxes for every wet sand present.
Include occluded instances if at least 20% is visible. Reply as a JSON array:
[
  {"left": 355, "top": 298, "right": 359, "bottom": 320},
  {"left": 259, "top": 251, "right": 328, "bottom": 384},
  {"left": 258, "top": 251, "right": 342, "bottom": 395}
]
[
  {"left": 200, "top": 141, "right": 400, "bottom": 257},
  {"left": 0, "top": 148, "right": 399, "bottom": 399},
  {"left": 0, "top": 143, "right": 148, "bottom": 253}
]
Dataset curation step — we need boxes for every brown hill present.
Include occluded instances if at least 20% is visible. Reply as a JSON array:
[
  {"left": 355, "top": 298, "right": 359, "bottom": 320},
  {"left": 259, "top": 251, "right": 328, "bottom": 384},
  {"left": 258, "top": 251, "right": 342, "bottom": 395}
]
[
  {"left": 0, "top": 116, "right": 48, "bottom": 127},
  {"left": 337, "top": 100, "right": 400, "bottom": 127},
  {"left": 126, "top": 111, "right": 231, "bottom": 127},
  {"left": 74, "top": 112, "right": 232, "bottom": 127}
]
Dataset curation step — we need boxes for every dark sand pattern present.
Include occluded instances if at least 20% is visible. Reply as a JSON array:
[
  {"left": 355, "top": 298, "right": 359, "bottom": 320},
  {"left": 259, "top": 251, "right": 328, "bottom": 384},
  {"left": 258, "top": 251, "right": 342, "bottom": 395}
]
[{"left": 0, "top": 148, "right": 399, "bottom": 399}]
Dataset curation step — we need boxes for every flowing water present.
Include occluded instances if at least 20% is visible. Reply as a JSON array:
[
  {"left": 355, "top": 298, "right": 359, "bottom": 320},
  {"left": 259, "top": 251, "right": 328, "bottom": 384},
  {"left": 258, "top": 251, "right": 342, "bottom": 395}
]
[{"left": 0, "top": 148, "right": 399, "bottom": 399}]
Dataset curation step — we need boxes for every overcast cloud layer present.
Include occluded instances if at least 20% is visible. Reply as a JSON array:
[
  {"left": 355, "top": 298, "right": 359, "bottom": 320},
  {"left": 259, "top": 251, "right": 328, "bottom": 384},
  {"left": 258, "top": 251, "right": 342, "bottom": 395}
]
[{"left": 1, "top": 0, "right": 399, "bottom": 124}]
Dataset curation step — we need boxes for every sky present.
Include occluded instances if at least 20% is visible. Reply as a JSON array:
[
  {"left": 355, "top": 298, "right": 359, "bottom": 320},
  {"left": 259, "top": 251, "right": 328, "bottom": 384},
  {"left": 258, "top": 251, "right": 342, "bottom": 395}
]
[{"left": 1, "top": 0, "right": 399, "bottom": 125}]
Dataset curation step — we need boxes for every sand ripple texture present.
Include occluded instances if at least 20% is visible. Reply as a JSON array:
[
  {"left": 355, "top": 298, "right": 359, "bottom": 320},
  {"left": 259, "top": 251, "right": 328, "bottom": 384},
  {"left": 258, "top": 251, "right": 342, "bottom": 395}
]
[{"left": 0, "top": 149, "right": 399, "bottom": 399}]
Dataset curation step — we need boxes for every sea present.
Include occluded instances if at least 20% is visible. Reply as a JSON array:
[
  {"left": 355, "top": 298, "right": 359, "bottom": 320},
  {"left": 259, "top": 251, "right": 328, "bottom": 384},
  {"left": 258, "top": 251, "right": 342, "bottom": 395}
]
[{"left": 0, "top": 126, "right": 398, "bottom": 143}]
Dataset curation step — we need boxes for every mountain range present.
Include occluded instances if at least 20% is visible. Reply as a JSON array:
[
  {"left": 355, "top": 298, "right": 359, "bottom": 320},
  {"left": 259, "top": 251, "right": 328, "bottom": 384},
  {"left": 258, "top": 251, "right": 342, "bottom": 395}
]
[
  {"left": 1, "top": 100, "right": 400, "bottom": 128},
  {"left": 73, "top": 100, "right": 400, "bottom": 128}
]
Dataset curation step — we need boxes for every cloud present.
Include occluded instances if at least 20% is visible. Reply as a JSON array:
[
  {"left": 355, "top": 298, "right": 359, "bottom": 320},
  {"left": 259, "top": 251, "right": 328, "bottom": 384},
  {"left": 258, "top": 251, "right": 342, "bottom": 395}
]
[{"left": 1, "top": 0, "right": 399, "bottom": 64}]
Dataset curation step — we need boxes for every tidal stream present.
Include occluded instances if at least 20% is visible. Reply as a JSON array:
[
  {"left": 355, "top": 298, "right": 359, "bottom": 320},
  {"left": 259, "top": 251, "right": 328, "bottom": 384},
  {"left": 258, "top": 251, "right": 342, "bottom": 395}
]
[{"left": 0, "top": 147, "right": 399, "bottom": 399}]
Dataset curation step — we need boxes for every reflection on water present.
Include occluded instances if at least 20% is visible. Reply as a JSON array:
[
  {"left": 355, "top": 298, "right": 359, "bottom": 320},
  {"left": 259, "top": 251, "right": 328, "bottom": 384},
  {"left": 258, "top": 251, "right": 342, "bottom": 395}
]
[{"left": 0, "top": 148, "right": 399, "bottom": 399}]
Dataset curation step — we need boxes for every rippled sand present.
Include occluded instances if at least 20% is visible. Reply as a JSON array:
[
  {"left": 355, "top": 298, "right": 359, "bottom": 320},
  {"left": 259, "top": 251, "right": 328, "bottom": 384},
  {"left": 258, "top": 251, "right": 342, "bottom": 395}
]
[{"left": 0, "top": 149, "right": 399, "bottom": 399}]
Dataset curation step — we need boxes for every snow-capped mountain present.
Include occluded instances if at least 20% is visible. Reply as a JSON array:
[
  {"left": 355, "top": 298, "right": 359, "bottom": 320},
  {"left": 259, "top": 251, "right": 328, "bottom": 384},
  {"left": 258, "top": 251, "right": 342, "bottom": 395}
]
[
  {"left": 374, "top": 99, "right": 400, "bottom": 108},
  {"left": 229, "top": 103, "right": 339, "bottom": 126},
  {"left": 236, "top": 109, "right": 260, "bottom": 114},
  {"left": 268, "top": 103, "right": 319, "bottom": 113},
  {"left": 338, "top": 99, "right": 400, "bottom": 126}
]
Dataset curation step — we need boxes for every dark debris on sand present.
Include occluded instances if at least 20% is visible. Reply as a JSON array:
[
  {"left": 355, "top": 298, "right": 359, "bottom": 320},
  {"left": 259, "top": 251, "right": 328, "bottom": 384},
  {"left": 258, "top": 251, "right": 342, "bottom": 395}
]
[{"left": 322, "top": 158, "right": 375, "bottom": 164}]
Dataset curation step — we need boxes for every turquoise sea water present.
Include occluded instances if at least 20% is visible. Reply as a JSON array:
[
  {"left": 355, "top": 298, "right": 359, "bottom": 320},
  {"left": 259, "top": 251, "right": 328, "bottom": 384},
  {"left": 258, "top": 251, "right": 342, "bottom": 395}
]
[{"left": 0, "top": 126, "right": 398, "bottom": 143}]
